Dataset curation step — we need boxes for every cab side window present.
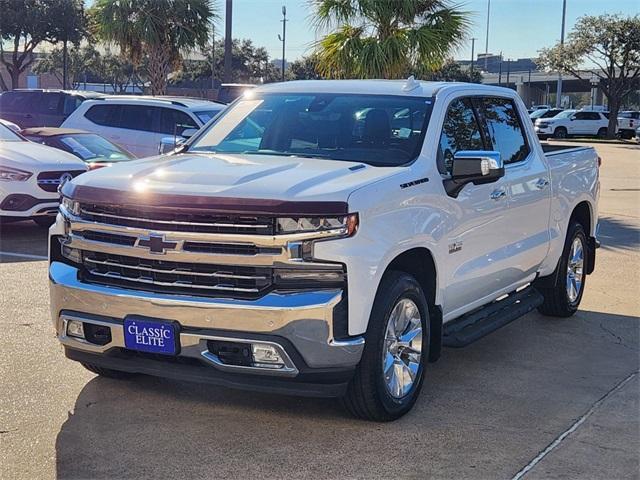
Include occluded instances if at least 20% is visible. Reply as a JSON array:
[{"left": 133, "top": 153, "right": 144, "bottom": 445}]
[
  {"left": 437, "top": 98, "right": 484, "bottom": 175},
  {"left": 475, "top": 97, "right": 530, "bottom": 165}
]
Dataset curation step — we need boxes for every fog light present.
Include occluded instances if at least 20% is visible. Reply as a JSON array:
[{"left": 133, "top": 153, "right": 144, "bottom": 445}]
[
  {"left": 251, "top": 343, "right": 284, "bottom": 368},
  {"left": 67, "top": 320, "right": 85, "bottom": 339},
  {"left": 61, "top": 245, "right": 82, "bottom": 264}
]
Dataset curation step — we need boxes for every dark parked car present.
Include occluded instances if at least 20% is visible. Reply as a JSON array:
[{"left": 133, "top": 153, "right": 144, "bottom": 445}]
[
  {"left": 20, "top": 127, "right": 135, "bottom": 169},
  {"left": 0, "top": 89, "right": 103, "bottom": 128},
  {"left": 529, "top": 108, "right": 564, "bottom": 122}
]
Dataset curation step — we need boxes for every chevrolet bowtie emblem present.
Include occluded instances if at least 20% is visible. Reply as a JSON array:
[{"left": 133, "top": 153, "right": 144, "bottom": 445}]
[{"left": 138, "top": 234, "right": 178, "bottom": 254}]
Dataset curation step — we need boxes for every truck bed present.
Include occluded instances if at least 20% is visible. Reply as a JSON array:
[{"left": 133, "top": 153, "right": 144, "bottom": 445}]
[{"left": 541, "top": 143, "right": 591, "bottom": 155}]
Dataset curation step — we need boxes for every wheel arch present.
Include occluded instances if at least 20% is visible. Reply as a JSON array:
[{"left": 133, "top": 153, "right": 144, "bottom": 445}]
[{"left": 381, "top": 247, "right": 442, "bottom": 363}]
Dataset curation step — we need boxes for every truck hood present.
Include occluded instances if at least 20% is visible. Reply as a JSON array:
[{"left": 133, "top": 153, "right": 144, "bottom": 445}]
[
  {"left": 0, "top": 140, "right": 87, "bottom": 170},
  {"left": 67, "top": 152, "right": 404, "bottom": 206}
]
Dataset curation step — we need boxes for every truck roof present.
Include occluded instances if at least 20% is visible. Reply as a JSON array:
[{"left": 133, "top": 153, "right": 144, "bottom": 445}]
[{"left": 255, "top": 79, "right": 513, "bottom": 97}]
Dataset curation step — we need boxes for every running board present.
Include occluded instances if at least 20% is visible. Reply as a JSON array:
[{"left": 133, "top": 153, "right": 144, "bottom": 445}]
[{"left": 443, "top": 287, "right": 544, "bottom": 348}]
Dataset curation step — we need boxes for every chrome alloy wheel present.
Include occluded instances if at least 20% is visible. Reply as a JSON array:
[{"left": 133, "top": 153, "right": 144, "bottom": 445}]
[
  {"left": 382, "top": 298, "right": 423, "bottom": 399},
  {"left": 566, "top": 237, "right": 585, "bottom": 303}
]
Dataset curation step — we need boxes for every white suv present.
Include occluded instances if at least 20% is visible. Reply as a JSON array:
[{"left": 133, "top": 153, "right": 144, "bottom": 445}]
[
  {"left": 61, "top": 96, "right": 226, "bottom": 158},
  {"left": 534, "top": 109, "right": 611, "bottom": 139}
]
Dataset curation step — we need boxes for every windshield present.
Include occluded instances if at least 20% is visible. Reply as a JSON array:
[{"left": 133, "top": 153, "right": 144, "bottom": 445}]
[
  {"left": 619, "top": 111, "right": 639, "bottom": 119},
  {"left": 530, "top": 109, "right": 548, "bottom": 119},
  {"left": 554, "top": 110, "right": 575, "bottom": 119},
  {"left": 189, "top": 93, "right": 433, "bottom": 166},
  {"left": 0, "top": 122, "right": 23, "bottom": 142},
  {"left": 58, "top": 134, "right": 133, "bottom": 161},
  {"left": 194, "top": 108, "right": 225, "bottom": 124}
]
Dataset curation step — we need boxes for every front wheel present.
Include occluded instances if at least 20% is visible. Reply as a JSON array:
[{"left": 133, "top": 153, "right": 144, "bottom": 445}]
[
  {"left": 553, "top": 127, "right": 568, "bottom": 139},
  {"left": 342, "top": 271, "right": 429, "bottom": 421},
  {"left": 538, "top": 221, "right": 588, "bottom": 317},
  {"left": 597, "top": 127, "right": 608, "bottom": 139}
]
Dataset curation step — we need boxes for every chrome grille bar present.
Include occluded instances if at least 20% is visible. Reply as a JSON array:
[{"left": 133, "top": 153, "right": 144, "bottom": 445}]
[
  {"left": 84, "top": 257, "right": 268, "bottom": 280},
  {"left": 85, "top": 269, "right": 262, "bottom": 293},
  {"left": 80, "top": 208, "right": 273, "bottom": 230}
]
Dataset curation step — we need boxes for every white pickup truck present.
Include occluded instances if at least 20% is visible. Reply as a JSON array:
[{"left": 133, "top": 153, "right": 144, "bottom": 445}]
[{"left": 50, "top": 80, "right": 600, "bottom": 421}]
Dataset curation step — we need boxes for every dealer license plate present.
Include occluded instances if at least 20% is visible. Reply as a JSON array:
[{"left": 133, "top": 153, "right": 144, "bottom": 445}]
[{"left": 123, "top": 318, "right": 178, "bottom": 355}]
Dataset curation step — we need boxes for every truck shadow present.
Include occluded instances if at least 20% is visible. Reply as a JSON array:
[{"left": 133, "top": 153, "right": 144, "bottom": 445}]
[
  {"left": 0, "top": 219, "right": 49, "bottom": 262},
  {"left": 597, "top": 216, "right": 640, "bottom": 251},
  {"left": 54, "top": 309, "right": 639, "bottom": 479}
]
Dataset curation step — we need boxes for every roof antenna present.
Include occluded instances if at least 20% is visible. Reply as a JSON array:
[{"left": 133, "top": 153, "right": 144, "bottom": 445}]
[{"left": 402, "top": 75, "right": 421, "bottom": 92}]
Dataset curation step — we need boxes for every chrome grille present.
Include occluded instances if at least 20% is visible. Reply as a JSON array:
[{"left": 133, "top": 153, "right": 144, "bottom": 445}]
[
  {"left": 81, "top": 251, "right": 273, "bottom": 298},
  {"left": 78, "top": 203, "right": 275, "bottom": 235},
  {"left": 37, "top": 170, "right": 86, "bottom": 192}
]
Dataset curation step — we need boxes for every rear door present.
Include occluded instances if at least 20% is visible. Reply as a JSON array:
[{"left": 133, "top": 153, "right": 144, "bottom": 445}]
[
  {"left": 439, "top": 96, "right": 515, "bottom": 317},
  {"left": 476, "top": 96, "right": 552, "bottom": 281},
  {"left": 34, "top": 92, "right": 65, "bottom": 127}
]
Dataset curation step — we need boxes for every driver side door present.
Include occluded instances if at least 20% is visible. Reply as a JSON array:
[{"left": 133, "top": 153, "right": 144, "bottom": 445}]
[{"left": 439, "top": 97, "right": 514, "bottom": 319}]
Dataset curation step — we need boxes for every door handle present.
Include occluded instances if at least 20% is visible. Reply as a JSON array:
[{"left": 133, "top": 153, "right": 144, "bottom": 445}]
[
  {"left": 536, "top": 178, "right": 550, "bottom": 189},
  {"left": 490, "top": 189, "right": 506, "bottom": 200}
]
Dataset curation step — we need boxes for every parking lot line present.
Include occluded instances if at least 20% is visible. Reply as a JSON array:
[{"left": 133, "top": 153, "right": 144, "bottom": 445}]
[
  {"left": 511, "top": 371, "right": 639, "bottom": 480},
  {"left": 0, "top": 251, "right": 48, "bottom": 260}
]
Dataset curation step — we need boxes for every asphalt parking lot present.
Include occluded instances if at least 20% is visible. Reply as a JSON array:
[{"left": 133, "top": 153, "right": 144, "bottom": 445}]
[{"left": 1, "top": 141, "right": 638, "bottom": 480}]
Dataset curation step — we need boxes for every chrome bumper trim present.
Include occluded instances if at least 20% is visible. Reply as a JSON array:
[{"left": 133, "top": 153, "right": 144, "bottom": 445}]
[
  {"left": 59, "top": 313, "right": 299, "bottom": 377},
  {"left": 50, "top": 261, "right": 364, "bottom": 369}
]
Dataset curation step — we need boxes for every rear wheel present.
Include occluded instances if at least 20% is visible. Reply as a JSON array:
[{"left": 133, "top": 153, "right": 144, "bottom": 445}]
[
  {"left": 342, "top": 271, "right": 429, "bottom": 421},
  {"left": 553, "top": 127, "right": 568, "bottom": 139},
  {"left": 597, "top": 127, "right": 608, "bottom": 139},
  {"left": 81, "top": 362, "right": 136, "bottom": 379},
  {"left": 538, "top": 221, "right": 587, "bottom": 317}
]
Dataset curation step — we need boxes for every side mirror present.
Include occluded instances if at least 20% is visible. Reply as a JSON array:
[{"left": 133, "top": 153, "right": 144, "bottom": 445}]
[
  {"left": 181, "top": 128, "right": 199, "bottom": 139},
  {"left": 158, "top": 136, "right": 185, "bottom": 155},
  {"left": 443, "top": 150, "right": 504, "bottom": 198}
]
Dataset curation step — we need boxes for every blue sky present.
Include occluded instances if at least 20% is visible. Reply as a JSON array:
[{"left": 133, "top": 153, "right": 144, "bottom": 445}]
[{"left": 223, "top": 0, "right": 638, "bottom": 62}]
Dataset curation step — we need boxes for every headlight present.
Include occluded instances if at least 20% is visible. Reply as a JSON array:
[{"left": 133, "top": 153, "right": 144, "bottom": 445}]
[
  {"left": 274, "top": 268, "right": 346, "bottom": 289},
  {"left": 276, "top": 213, "right": 358, "bottom": 237},
  {"left": 0, "top": 166, "right": 32, "bottom": 181},
  {"left": 61, "top": 197, "right": 81, "bottom": 216}
]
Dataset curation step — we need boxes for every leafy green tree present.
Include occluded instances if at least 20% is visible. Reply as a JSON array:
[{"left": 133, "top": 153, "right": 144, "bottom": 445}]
[
  {"left": 287, "top": 54, "right": 324, "bottom": 80},
  {"left": 311, "top": 0, "right": 469, "bottom": 79},
  {"left": 173, "top": 38, "right": 280, "bottom": 86},
  {"left": 33, "top": 44, "right": 99, "bottom": 89},
  {"left": 95, "top": 52, "right": 145, "bottom": 93},
  {"left": 538, "top": 14, "right": 640, "bottom": 138},
  {"left": 90, "top": 0, "right": 217, "bottom": 95},
  {"left": 0, "top": 0, "right": 86, "bottom": 90},
  {"left": 426, "top": 59, "right": 482, "bottom": 83}
]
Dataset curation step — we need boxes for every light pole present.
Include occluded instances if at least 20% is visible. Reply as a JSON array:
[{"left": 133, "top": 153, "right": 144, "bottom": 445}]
[
  {"left": 278, "top": 5, "right": 287, "bottom": 82},
  {"left": 484, "top": 0, "right": 491, "bottom": 70},
  {"left": 470, "top": 37, "right": 476, "bottom": 74},
  {"left": 210, "top": 19, "right": 215, "bottom": 92},
  {"left": 556, "top": 0, "right": 567, "bottom": 108},
  {"left": 223, "top": 0, "right": 233, "bottom": 83}
]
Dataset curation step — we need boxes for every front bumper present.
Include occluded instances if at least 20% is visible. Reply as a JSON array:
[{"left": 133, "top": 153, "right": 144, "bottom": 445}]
[
  {"left": 534, "top": 125, "right": 553, "bottom": 136},
  {"left": 50, "top": 261, "right": 364, "bottom": 395}
]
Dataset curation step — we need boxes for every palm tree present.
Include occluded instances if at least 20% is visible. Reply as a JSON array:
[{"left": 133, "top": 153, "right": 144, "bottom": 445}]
[
  {"left": 91, "top": 0, "right": 217, "bottom": 95},
  {"left": 311, "top": 0, "right": 469, "bottom": 79}
]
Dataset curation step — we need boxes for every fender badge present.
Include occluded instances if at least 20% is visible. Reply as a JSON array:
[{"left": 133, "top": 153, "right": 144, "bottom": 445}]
[{"left": 448, "top": 241, "right": 462, "bottom": 254}]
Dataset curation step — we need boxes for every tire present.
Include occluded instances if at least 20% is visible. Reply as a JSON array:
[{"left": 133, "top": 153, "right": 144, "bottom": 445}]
[
  {"left": 553, "top": 127, "right": 568, "bottom": 139},
  {"left": 620, "top": 130, "right": 634, "bottom": 140},
  {"left": 597, "top": 127, "right": 608, "bottom": 139},
  {"left": 342, "top": 271, "right": 430, "bottom": 421},
  {"left": 81, "top": 362, "right": 136, "bottom": 379},
  {"left": 537, "top": 221, "right": 588, "bottom": 317},
  {"left": 32, "top": 216, "right": 56, "bottom": 228}
]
